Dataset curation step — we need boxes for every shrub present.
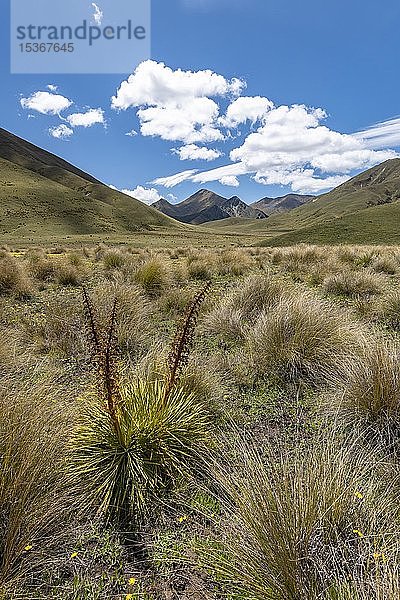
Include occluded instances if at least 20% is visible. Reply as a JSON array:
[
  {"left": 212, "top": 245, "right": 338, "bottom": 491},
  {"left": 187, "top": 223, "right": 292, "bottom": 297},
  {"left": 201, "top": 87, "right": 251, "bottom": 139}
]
[
  {"left": 70, "top": 283, "right": 211, "bottom": 523},
  {"left": 246, "top": 293, "right": 359, "bottom": 385},
  {"left": 323, "top": 270, "right": 384, "bottom": 298}
]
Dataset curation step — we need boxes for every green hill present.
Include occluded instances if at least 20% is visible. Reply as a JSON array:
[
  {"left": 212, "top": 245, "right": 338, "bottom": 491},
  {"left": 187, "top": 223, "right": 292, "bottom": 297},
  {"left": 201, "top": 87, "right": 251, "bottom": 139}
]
[
  {"left": 259, "top": 201, "right": 400, "bottom": 246},
  {"left": 228, "top": 158, "right": 400, "bottom": 246},
  {"left": 0, "top": 128, "right": 181, "bottom": 240}
]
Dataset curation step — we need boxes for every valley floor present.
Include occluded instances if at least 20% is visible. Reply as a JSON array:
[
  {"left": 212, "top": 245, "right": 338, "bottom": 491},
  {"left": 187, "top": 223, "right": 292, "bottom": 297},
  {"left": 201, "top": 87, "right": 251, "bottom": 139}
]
[{"left": 1, "top": 242, "right": 400, "bottom": 599}]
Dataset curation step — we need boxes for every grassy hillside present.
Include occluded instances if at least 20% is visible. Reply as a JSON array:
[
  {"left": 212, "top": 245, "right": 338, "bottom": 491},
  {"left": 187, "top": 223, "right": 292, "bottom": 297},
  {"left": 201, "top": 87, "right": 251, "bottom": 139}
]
[
  {"left": 0, "top": 128, "right": 180, "bottom": 239},
  {"left": 259, "top": 201, "right": 400, "bottom": 246},
  {"left": 210, "top": 158, "right": 400, "bottom": 246}
]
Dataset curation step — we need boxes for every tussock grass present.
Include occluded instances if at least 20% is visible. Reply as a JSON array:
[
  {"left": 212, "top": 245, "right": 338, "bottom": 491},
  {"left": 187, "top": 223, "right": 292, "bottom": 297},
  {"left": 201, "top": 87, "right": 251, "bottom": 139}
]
[
  {"left": 370, "top": 255, "right": 399, "bottom": 275},
  {"left": 102, "top": 249, "right": 126, "bottom": 270},
  {"left": 246, "top": 293, "right": 360, "bottom": 385},
  {"left": 376, "top": 290, "right": 400, "bottom": 331},
  {"left": 134, "top": 258, "right": 170, "bottom": 296},
  {"left": 0, "top": 375, "right": 76, "bottom": 589},
  {"left": 0, "top": 252, "right": 32, "bottom": 299},
  {"left": 200, "top": 435, "right": 398, "bottom": 600},
  {"left": 330, "top": 338, "right": 400, "bottom": 434},
  {"left": 203, "top": 272, "right": 289, "bottom": 341},
  {"left": 323, "top": 270, "right": 384, "bottom": 298},
  {"left": 92, "top": 281, "right": 152, "bottom": 359}
]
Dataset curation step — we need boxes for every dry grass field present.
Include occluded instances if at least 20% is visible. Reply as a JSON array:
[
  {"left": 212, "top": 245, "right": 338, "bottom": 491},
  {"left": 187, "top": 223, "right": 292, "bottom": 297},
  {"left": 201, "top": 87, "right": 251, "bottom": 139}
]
[{"left": 1, "top": 242, "right": 400, "bottom": 599}]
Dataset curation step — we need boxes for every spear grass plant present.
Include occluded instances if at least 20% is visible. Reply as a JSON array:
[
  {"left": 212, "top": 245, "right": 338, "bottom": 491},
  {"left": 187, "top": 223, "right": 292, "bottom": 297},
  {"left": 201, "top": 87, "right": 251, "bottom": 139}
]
[{"left": 70, "top": 283, "right": 212, "bottom": 524}]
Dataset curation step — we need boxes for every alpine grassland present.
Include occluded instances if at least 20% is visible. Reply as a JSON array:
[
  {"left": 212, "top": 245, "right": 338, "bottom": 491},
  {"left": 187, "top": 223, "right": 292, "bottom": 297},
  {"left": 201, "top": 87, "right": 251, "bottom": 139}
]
[{"left": 1, "top": 242, "right": 400, "bottom": 598}]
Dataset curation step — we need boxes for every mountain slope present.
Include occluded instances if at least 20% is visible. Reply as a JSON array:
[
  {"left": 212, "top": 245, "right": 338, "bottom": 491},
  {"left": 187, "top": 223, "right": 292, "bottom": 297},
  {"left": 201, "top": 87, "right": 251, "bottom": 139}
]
[
  {"left": 251, "top": 193, "right": 315, "bottom": 216},
  {"left": 152, "top": 189, "right": 266, "bottom": 223},
  {"left": 0, "top": 128, "right": 180, "bottom": 238},
  {"left": 263, "top": 158, "right": 400, "bottom": 232},
  {"left": 259, "top": 201, "right": 400, "bottom": 246}
]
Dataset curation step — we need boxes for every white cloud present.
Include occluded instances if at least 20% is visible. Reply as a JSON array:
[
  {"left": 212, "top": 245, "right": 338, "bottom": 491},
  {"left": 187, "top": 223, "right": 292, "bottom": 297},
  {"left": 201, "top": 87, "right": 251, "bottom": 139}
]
[
  {"left": 353, "top": 117, "right": 400, "bottom": 150},
  {"left": 225, "top": 104, "right": 397, "bottom": 192},
  {"left": 173, "top": 144, "right": 222, "bottom": 161},
  {"left": 46, "top": 84, "right": 58, "bottom": 92},
  {"left": 49, "top": 124, "right": 74, "bottom": 140},
  {"left": 219, "top": 96, "right": 273, "bottom": 127},
  {"left": 91, "top": 2, "right": 103, "bottom": 25},
  {"left": 66, "top": 108, "right": 105, "bottom": 128},
  {"left": 111, "top": 60, "right": 244, "bottom": 144},
  {"left": 152, "top": 169, "right": 199, "bottom": 188},
  {"left": 125, "top": 129, "right": 138, "bottom": 137},
  {"left": 219, "top": 175, "right": 240, "bottom": 187},
  {"left": 191, "top": 162, "right": 248, "bottom": 184},
  {"left": 121, "top": 186, "right": 161, "bottom": 204},
  {"left": 20, "top": 91, "right": 72, "bottom": 115},
  {"left": 112, "top": 61, "right": 400, "bottom": 195},
  {"left": 112, "top": 60, "right": 244, "bottom": 109}
]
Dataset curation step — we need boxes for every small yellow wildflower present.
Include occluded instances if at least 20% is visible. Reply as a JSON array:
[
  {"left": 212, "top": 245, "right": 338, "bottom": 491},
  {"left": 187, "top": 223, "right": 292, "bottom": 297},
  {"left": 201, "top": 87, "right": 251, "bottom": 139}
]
[
  {"left": 128, "top": 577, "right": 136, "bottom": 585},
  {"left": 373, "top": 552, "right": 386, "bottom": 562},
  {"left": 354, "top": 491, "right": 364, "bottom": 500},
  {"left": 126, "top": 595, "right": 134, "bottom": 600},
  {"left": 24, "top": 545, "right": 33, "bottom": 551},
  {"left": 70, "top": 552, "right": 78, "bottom": 559},
  {"left": 177, "top": 515, "right": 188, "bottom": 523},
  {"left": 353, "top": 529, "right": 364, "bottom": 538}
]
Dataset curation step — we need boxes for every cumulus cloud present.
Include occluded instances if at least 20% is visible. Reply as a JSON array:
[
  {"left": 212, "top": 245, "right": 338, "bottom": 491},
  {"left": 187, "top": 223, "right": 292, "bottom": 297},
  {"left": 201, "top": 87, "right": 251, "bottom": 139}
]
[
  {"left": 125, "top": 129, "right": 138, "bottom": 137},
  {"left": 91, "top": 2, "right": 103, "bottom": 25},
  {"left": 226, "top": 104, "right": 397, "bottom": 192},
  {"left": 219, "top": 96, "right": 273, "bottom": 127},
  {"left": 173, "top": 144, "right": 222, "bottom": 161},
  {"left": 155, "top": 102, "right": 398, "bottom": 193},
  {"left": 219, "top": 175, "right": 240, "bottom": 187},
  {"left": 121, "top": 186, "right": 161, "bottom": 204},
  {"left": 49, "top": 124, "right": 74, "bottom": 140},
  {"left": 20, "top": 91, "right": 72, "bottom": 115},
  {"left": 66, "top": 108, "right": 105, "bottom": 128},
  {"left": 111, "top": 60, "right": 244, "bottom": 144},
  {"left": 46, "top": 84, "right": 58, "bottom": 92}
]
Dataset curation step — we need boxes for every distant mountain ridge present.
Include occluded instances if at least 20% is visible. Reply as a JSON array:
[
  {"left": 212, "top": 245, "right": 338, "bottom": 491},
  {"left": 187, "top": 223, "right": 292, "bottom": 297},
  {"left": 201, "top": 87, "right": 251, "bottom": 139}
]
[
  {"left": 251, "top": 193, "right": 315, "bottom": 216},
  {"left": 152, "top": 189, "right": 314, "bottom": 224},
  {"left": 153, "top": 189, "right": 266, "bottom": 224}
]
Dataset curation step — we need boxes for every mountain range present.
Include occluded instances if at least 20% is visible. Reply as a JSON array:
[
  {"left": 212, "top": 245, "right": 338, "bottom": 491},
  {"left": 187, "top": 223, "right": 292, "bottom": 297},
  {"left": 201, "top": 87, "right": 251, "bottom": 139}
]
[
  {"left": 152, "top": 189, "right": 314, "bottom": 223},
  {"left": 1, "top": 127, "right": 400, "bottom": 245}
]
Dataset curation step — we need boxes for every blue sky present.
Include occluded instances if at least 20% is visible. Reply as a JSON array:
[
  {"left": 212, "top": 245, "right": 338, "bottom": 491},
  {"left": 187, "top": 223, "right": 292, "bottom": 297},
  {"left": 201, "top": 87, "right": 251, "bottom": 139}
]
[{"left": 2, "top": 0, "right": 400, "bottom": 204}]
